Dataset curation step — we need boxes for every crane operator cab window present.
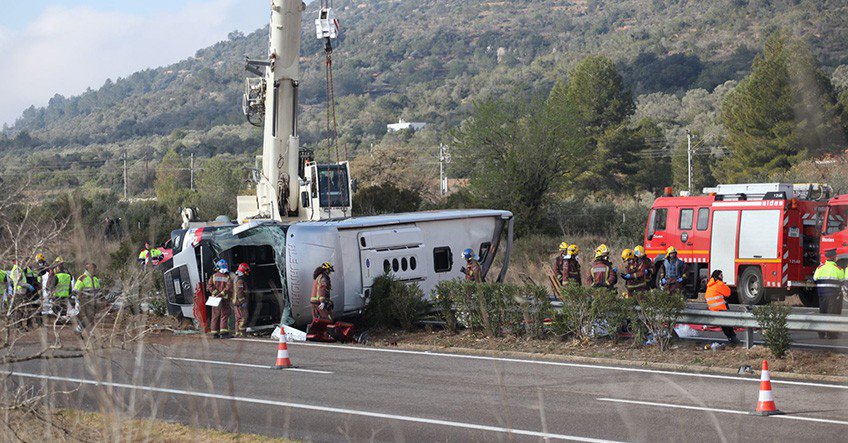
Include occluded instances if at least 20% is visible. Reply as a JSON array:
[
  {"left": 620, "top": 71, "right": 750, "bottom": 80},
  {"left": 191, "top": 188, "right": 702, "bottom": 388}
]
[{"left": 313, "top": 164, "right": 350, "bottom": 208}]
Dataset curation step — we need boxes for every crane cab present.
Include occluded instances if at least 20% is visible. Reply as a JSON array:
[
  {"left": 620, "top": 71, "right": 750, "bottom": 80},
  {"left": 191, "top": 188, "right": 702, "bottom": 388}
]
[{"left": 300, "top": 161, "right": 353, "bottom": 221}]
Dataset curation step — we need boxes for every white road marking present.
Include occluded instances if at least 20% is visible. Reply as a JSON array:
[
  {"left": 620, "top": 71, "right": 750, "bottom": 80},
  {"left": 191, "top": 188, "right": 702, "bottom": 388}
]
[
  {"left": 7, "top": 371, "right": 623, "bottom": 443},
  {"left": 232, "top": 338, "right": 848, "bottom": 390},
  {"left": 598, "top": 398, "right": 848, "bottom": 426},
  {"left": 165, "top": 357, "right": 333, "bottom": 374}
]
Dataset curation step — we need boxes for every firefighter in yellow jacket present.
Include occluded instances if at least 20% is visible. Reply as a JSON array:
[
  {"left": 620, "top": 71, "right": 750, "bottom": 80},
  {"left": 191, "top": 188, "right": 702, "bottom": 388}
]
[{"left": 620, "top": 249, "right": 648, "bottom": 298}]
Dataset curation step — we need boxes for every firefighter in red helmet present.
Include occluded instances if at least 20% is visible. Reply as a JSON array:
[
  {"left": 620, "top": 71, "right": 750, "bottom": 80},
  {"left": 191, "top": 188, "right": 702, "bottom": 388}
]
[{"left": 233, "top": 262, "right": 251, "bottom": 337}]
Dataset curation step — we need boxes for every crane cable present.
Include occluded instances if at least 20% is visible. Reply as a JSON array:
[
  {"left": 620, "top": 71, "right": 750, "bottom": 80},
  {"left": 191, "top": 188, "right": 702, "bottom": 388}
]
[{"left": 322, "top": 0, "right": 348, "bottom": 216}]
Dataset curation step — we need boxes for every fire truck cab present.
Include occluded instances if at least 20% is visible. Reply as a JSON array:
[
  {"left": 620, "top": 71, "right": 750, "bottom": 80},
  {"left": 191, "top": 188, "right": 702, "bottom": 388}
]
[
  {"left": 820, "top": 193, "right": 848, "bottom": 265},
  {"left": 644, "top": 183, "right": 828, "bottom": 306}
]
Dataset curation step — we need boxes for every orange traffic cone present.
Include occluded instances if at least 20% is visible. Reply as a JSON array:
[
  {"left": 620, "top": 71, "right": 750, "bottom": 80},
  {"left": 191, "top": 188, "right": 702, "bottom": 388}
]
[
  {"left": 753, "top": 360, "right": 783, "bottom": 416},
  {"left": 272, "top": 332, "right": 293, "bottom": 369}
]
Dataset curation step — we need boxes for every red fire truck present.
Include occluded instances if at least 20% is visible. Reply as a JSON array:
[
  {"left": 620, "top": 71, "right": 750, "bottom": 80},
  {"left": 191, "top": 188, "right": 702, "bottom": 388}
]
[
  {"left": 820, "top": 193, "right": 848, "bottom": 263},
  {"left": 643, "top": 183, "right": 832, "bottom": 306}
]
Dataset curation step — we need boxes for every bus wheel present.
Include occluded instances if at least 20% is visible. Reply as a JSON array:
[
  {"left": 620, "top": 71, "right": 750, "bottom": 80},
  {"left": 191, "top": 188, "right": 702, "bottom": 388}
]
[
  {"left": 798, "top": 290, "right": 819, "bottom": 308},
  {"left": 738, "top": 267, "right": 766, "bottom": 305}
]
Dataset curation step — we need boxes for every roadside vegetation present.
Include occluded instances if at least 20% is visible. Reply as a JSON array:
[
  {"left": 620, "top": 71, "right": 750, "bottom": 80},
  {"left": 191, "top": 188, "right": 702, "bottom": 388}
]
[{"left": 3, "top": 408, "right": 294, "bottom": 443}]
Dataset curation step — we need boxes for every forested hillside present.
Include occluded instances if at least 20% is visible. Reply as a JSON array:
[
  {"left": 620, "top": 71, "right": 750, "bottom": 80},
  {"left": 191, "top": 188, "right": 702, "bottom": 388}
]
[
  {"left": 2, "top": 0, "right": 848, "bottom": 201},
  {"left": 4, "top": 0, "right": 848, "bottom": 148}
]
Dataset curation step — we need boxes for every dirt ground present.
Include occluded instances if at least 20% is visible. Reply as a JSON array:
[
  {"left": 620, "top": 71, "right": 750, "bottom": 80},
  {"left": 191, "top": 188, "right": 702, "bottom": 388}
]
[
  {"left": 367, "top": 328, "right": 848, "bottom": 380},
  {"left": 2, "top": 408, "right": 294, "bottom": 443}
]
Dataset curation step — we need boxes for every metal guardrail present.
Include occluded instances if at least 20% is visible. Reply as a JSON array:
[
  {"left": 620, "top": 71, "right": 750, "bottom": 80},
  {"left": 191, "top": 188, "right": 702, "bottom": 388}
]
[
  {"left": 677, "top": 303, "right": 848, "bottom": 348},
  {"left": 551, "top": 299, "right": 848, "bottom": 348},
  {"left": 678, "top": 308, "right": 848, "bottom": 332}
]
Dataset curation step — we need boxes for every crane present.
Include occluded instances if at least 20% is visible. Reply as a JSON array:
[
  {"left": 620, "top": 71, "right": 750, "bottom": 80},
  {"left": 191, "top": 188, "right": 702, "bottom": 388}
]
[{"left": 239, "top": 0, "right": 351, "bottom": 222}]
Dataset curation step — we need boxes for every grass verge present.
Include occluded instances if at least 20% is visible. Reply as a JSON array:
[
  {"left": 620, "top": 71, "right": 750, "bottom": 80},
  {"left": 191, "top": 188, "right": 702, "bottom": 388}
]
[{"left": 5, "top": 408, "right": 296, "bottom": 442}]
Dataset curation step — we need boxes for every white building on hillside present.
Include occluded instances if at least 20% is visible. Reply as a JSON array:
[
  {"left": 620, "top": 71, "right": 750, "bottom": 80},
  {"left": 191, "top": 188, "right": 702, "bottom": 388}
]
[{"left": 387, "top": 119, "right": 428, "bottom": 133}]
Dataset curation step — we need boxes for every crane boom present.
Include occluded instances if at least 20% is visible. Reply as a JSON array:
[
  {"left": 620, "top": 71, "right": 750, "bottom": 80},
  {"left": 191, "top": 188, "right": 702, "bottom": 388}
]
[{"left": 238, "top": 0, "right": 351, "bottom": 223}]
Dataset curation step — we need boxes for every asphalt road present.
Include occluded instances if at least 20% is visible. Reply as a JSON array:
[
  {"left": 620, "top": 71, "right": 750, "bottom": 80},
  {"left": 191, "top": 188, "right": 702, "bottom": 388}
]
[{"left": 5, "top": 336, "right": 848, "bottom": 442}]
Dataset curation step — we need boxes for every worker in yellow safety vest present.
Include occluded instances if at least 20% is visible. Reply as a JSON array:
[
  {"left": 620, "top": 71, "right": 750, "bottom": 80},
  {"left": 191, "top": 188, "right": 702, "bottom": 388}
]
[
  {"left": 9, "top": 259, "right": 38, "bottom": 328},
  {"left": 814, "top": 249, "right": 844, "bottom": 339},
  {"left": 138, "top": 241, "right": 164, "bottom": 269},
  {"left": 73, "top": 262, "right": 102, "bottom": 332},
  {"left": 46, "top": 259, "right": 73, "bottom": 318},
  {"left": 0, "top": 266, "right": 8, "bottom": 312}
]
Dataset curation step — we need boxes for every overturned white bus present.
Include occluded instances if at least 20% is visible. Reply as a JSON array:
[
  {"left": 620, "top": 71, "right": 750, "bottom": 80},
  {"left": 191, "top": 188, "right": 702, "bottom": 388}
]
[{"left": 161, "top": 210, "right": 514, "bottom": 329}]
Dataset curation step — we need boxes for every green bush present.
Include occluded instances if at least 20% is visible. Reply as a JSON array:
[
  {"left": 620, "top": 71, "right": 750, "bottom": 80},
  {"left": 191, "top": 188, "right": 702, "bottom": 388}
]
[
  {"left": 450, "top": 281, "right": 517, "bottom": 337},
  {"left": 433, "top": 280, "right": 463, "bottom": 333},
  {"left": 366, "top": 275, "right": 429, "bottom": 331},
  {"left": 109, "top": 243, "right": 133, "bottom": 273},
  {"left": 433, "top": 279, "right": 552, "bottom": 338},
  {"left": 552, "top": 286, "right": 632, "bottom": 341},
  {"left": 632, "top": 290, "right": 685, "bottom": 351},
  {"left": 149, "top": 295, "right": 168, "bottom": 317},
  {"left": 753, "top": 305, "right": 792, "bottom": 358},
  {"left": 591, "top": 289, "right": 633, "bottom": 338},
  {"left": 551, "top": 285, "right": 594, "bottom": 340},
  {"left": 518, "top": 284, "right": 554, "bottom": 339}
]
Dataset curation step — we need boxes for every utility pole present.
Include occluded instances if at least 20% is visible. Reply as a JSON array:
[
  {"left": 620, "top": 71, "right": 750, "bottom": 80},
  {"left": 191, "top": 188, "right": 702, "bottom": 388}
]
[
  {"left": 439, "top": 144, "right": 450, "bottom": 196},
  {"left": 686, "top": 129, "right": 693, "bottom": 195},
  {"left": 144, "top": 151, "right": 149, "bottom": 191},
  {"left": 190, "top": 153, "right": 195, "bottom": 191},
  {"left": 123, "top": 151, "right": 128, "bottom": 200}
]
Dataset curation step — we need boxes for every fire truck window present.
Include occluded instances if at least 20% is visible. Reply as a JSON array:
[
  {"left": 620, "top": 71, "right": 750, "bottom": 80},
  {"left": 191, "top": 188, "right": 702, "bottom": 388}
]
[
  {"left": 697, "top": 208, "right": 710, "bottom": 231},
  {"left": 649, "top": 209, "right": 667, "bottom": 235},
  {"left": 825, "top": 205, "right": 848, "bottom": 234},
  {"left": 679, "top": 209, "right": 694, "bottom": 230}
]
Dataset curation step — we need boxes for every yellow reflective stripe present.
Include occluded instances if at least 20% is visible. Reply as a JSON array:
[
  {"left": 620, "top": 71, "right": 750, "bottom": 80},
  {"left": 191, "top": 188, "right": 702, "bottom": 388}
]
[
  {"left": 735, "top": 258, "right": 782, "bottom": 264},
  {"left": 646, "top": 250, "right": 709, "bottom": 255}
]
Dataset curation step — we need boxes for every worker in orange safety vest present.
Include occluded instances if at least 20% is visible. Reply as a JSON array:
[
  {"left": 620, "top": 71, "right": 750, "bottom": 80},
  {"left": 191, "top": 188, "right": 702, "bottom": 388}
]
[{"left": 704, "top": 270, "right": 741, "bottom": 345}]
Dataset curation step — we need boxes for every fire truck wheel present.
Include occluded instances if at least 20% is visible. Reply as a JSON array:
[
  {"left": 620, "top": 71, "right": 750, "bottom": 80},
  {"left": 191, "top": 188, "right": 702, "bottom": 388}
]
[
  {"left": 654, "top": 264, "right": 666, "bottom": 291},
  {"left": 738, "top": 267, "right": 766, "bottom": 305}
]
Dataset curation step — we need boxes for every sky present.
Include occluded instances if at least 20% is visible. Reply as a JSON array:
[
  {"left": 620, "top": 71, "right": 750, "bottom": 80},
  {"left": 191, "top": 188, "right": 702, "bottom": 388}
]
[{"left": 0, "top": 0, "right": 275, "bottom": 127}]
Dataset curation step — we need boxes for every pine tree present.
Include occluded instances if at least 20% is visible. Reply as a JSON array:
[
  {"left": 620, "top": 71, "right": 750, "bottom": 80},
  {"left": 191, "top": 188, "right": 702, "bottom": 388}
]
[
  {"left": 719, "top": 34, "right": 847, "bottom": 182},
  {"left": 153, "top": 149, "right": 190, "bottom": 210},
  {"left": 561, "top": 56, "right": 652, "bottom": 193}
]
